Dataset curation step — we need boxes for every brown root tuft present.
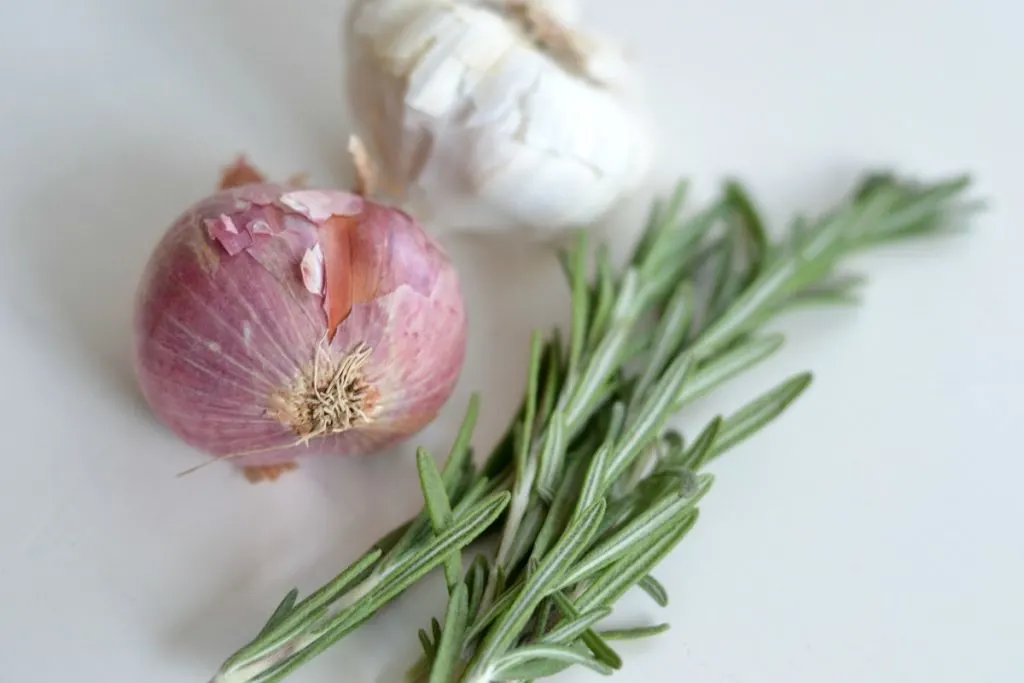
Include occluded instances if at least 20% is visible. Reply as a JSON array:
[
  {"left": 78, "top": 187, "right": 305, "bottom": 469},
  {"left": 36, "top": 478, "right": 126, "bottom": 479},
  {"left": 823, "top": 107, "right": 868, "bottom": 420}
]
[
  {"left": 268, "top": 343, "right": 377, "bottom": 441},
  {"left": 243, "top": 462, "right": 298, "bottom": 483}
]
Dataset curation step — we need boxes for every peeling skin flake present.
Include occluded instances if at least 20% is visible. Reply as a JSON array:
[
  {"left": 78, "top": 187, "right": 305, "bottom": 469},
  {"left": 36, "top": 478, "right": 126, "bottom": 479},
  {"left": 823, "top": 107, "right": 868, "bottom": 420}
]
[
  {"left": 301, "top": 243, "right": 326, "bottom": 295},
  {"left": 278, "top": 190, "right": 365, "bottom": 222},
  {"left": 205, "top": 214, "right": 253, "bottom": 255},
  {"left": 234, "top": 183, "right": 286, "bottom": 206},
  {"left": 249, "top": 219, "right": 273, "bottom": 235}
]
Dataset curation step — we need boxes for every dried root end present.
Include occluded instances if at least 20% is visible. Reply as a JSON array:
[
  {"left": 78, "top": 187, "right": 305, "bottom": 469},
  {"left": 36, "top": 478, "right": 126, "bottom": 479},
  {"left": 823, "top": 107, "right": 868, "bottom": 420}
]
[
  {"left": 219, "top": 155, "right": 267, "bottom": 190},
  {"left": 218, "top": 155, "right": 309, "bottom": 191},
  {"left": 174, "top": 345, "right": 376, "bottom": 480},
  {"left": 267, "top": 343, "right": 378, "bottom": 440},
  {"left": 243, "top": 462, "right": 299, "bottom": 484},
  {"left": 286, "top": 172, "right": 311, "bottom": 189}
]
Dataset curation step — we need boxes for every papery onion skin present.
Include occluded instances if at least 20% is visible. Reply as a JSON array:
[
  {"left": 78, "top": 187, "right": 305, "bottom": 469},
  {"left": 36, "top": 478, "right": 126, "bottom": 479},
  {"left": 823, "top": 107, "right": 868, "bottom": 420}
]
[{"left": 133, "top": 177, "right": 467, "bottom": 477}]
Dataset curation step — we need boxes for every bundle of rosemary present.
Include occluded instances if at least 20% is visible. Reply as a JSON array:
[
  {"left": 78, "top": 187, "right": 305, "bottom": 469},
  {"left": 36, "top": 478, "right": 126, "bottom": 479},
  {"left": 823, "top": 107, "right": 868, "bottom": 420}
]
[{"left": 210, "top": 170, "right": 977, "bottom": 683}]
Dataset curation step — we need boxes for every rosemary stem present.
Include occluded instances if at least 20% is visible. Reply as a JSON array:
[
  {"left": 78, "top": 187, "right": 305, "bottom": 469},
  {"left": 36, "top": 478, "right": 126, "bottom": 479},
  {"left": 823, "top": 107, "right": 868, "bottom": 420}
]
[{"left": 209, "top": 170, "right": 978, "bottom": 683}]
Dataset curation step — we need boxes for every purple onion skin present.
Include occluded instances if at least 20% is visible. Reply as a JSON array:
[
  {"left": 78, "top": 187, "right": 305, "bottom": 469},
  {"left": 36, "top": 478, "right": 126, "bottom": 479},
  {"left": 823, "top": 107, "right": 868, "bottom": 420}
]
[{"left": 133, "top": 182, "right": 467, "bottom": 474}]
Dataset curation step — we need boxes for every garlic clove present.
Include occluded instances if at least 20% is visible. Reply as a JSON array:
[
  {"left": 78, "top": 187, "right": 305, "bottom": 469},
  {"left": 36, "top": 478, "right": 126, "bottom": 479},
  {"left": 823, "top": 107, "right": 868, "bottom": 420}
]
[{"left": 343, "top": 0, "right": 654, "bottom": 239}]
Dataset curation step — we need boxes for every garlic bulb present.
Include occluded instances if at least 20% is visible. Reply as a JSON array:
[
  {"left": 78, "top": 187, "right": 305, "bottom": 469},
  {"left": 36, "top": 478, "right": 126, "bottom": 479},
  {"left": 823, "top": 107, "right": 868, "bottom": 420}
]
[{"left": 342, "top": 0, "right": 653, "bottom": 239}]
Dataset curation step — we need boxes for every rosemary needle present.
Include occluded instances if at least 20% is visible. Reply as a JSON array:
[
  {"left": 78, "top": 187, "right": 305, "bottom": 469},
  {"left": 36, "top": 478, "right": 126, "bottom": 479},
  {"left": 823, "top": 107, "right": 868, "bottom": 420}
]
[{"left": 209, "top": 171, "right": 979, "bottom": 683}]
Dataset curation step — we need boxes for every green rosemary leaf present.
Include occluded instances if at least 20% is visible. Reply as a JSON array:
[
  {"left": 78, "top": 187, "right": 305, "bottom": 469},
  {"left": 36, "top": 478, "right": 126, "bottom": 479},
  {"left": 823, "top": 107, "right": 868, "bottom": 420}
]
[
  {"left": 464, "top": 576, "right": 522, "bottom": 645},
  {"left": 536, "top": 413, "right": 567, "bottom": 502},
  {"left": 663, "top": 429, "right": 684, "bottom": 453},
  {"left": 634, "top": 281, "right": 694, "bottom": 402},
  {"left": 381, "top": 397, "right": 485, "bottom": 570},
  {"left": 605, "top": 400, "right": 629, "bottom": 445},
  {"left": 633, "top": 179, "right": 688, "bottom": 265},
  {"left": 676, "top": 334, "right": 785, "bottom": 409},
  {"left": 549, "top": 591, "right": 622, "bottom": 669},
  {"left": 588, "top": 244, "right": 617, "bottom": 345},
  {"left": 605, "top": 351, "right": 694, "bottom": 488},
  {"left": 782, "top": 272, "right": 865, "bottom": 309},
  {"left": 495, "top": 460, "right": 538, "bottom": 570},
  {"left": 569, "top": 378, "right": 622, "bottom": 436},
  {"left": 594, "top": 494, "right": 640, "bottom": 540},
  {"left": 443, "top": 394, "right": 480, "bottom": 495},
  {"left": 491, "top": 658, "right": 574, "bottom": 681},
  {"left": 504, "top": 502, "right": 548, "bottom": 573},
  {"left": 256, "top": 589, "right": 299, "bottom": 637},
  {"left": 466, "top": 500, "right": 606, "bottom": 676},
  {"left": 568, "top": 232, "right": 591, "bottom": 379},
  {"left": 382, "top": 519, "right": 498, "bottom": 619},
  {"left": 251, "top": 494, "right": 511, "bottom": 683},
  {"left": 532, "top": 596, "right": 555, "bottom": 642},
  {"left": 418, "top": 628, "right": 435, "bottom": 661},
  {"left": 677, "top": 417, "right": 723, "bottom": 471},
  {"left": 559, "top": 493, "right": 689, "bottom": 590},
  {"left": 635, "top": 467, "right": 709, "bottom": 509},
  {"left": 788, "top": 190, "right": 901, "bottom": 295},
  {"left": 428, "top": 584, "right": 469, "bottom": 683},
  {"left": 690, "top": 260, "right": 788, "bottom": 358},
  {"left": 574, "top": 440, "right": 613, "bottom": 520},
  {"left": 710, "top": 373, "right": 813, "bottom": 460},
  {"left": 224, "top": 548, "right": 384, "bottom": 672},
  {"left": 378, "top": 517, "right": 431, "bottom": 571},
  {"left": 724, "top": 179, "right": 769, "bottom": 282},
  {"left": 492, "top": 564, "right": 509, "bottom": 604},
  {"left": 640, "top": 200, "right": 725, "bottom": 287},
  {"left": 448, "top": 455, "right": 479, "bottom": 506},
  {"left": 416, "top": 448, "right": 460, "bottom": 593},
  {"left": 465, "top": 555, "right": 490, "bottom": 624},
  {"left": 621, "top": 439, "right": 659, "bottom": 495},
  {"left": 564, "top": 272, "right": 638, "bottom": 432},
  {"left": 599, "top": 624, "right": 671, "bottom": 641},
  {"left": 531, "top": 455, "right": 588, "bottom": 562},
  {"left": 371, "top": 518, "right": 415, "bottom": 557},
  {"left": 226, "top": 613, "right": 320, "bottom": 675},
  {"left": 708, "top": 227, "right": 741, "bottom": 318},
  {"left": 352, "top": 495, "right": 509, "bottom": 625},
  {"left": 690, "top": 473, "right": 716, "bottom": 504},
  {"left": 491, "top": 645, "right": 615, "bottom": 681},
  {"left": 634, "top": 471, "right": 685, "bottom": 506},
  {"left": 852, "top": 171, "right": 900, "bottom": 201},
  {"left": 520, "top": 331, "right": 545, "bottom": 461},
  {"left": 858, "top": 174, "right": 973, "bottom": 245},
  {"left": 690, "top": 184, "right": 913, "bottom": 359},
  {"left": 576, "top": 508, "right": 699, "bottom": 613},
  {"left": 450, "top": 476, "right": 493, "bottom": 518},
  {"left": 431, "top": 617, "right": 442, "bottom": 645},
  {"left": 494, "top": 330, "right": 547, "bottom": 572},
  {"left": 638, "top": 575, "right": 669, "bottom": 607},
  {"left": 536, "top": 333, "right": 564, "bottom": 427},
  {"left": 541, "top": 606, "right": 614, "bottom": 645}
]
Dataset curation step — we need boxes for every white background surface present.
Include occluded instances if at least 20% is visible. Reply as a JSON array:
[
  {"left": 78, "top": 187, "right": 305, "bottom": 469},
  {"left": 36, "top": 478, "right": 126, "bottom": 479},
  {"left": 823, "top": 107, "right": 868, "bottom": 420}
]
[{"left": 1, "top": 1, "right": 1021, "bottom": 682}]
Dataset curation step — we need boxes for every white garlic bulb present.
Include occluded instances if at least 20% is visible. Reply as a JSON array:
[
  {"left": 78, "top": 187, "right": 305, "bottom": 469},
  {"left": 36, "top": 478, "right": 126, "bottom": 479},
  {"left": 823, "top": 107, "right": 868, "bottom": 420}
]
[{"left": 342, "top": 0, "right": 654, "bottom": 239}]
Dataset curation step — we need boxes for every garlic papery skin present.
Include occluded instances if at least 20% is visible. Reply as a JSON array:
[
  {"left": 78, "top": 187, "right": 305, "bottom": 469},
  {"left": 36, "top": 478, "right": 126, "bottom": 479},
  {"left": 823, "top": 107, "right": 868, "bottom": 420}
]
[{"left": 343, "top": 0, "right": 654, "bottom": 240}]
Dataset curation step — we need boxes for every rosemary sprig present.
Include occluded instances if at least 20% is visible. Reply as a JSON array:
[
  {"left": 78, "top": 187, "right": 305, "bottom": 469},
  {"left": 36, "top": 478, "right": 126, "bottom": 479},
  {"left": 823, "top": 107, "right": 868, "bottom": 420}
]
[{"left": 209, "top": 170, "right": 978, "bottom": 683}]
